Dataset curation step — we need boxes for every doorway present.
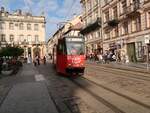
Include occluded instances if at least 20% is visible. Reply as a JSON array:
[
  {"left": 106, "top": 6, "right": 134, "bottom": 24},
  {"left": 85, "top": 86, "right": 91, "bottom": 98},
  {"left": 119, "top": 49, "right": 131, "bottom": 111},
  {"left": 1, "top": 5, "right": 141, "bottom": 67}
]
[{"left": 127, "top": 42, "right": 137, "bottom": 62}]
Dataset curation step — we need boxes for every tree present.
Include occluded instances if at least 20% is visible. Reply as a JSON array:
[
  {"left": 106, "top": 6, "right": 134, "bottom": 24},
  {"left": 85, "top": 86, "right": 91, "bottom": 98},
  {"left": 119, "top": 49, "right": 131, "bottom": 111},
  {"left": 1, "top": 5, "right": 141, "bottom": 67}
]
[{"left": 0, "top": 46, "right": 24, "bottom": 57}]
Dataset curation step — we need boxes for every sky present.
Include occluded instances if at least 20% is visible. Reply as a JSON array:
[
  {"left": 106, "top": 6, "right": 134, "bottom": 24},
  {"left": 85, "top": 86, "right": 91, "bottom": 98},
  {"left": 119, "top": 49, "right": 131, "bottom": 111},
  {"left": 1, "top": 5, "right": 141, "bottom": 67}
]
[{"left": 0, "top": 0, "right": 82, "bottom": 41}]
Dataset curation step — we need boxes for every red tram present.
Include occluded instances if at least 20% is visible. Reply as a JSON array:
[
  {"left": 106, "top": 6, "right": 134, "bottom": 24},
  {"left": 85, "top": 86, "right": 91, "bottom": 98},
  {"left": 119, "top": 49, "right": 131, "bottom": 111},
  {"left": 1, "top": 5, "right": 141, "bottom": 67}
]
[{"left": 53, "top": 36, "right": 85, "bottom": 76}]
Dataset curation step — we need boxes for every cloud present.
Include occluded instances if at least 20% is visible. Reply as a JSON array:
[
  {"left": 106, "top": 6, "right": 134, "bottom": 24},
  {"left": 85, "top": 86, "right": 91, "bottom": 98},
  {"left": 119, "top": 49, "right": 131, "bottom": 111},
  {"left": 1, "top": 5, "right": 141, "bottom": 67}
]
[{"left": 0, "top": 0, "right": 82, "bottom": 41}]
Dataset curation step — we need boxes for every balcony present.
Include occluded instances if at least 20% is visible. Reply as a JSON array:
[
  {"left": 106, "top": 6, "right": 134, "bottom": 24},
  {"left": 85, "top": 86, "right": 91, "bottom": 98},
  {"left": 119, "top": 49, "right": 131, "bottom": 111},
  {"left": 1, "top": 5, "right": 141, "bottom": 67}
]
[
  {"left": 126, "top": 2, "right": 141, "bottom": 16},
  {"left": 107, "top": 19, "right": 119, "bottom": 27},
  {"left": 80, "top": 17, "right": 101, "bottom": 35}
]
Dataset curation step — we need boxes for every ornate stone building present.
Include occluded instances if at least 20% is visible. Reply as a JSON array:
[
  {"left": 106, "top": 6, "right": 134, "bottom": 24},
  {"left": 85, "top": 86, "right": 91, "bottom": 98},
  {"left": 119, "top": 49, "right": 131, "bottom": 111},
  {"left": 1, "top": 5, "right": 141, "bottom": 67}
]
[
  {"left": 80, "top": 0, "right": 102, "bottom": 55},
  {"left": 101, "top": 0, "right": 150, "bottom": 62},
  {"left": 80, "top": 0, "right": 150, "bottom": 62},
  {"left": 0, "top": 7, "right": 46, "bottom": 59}
]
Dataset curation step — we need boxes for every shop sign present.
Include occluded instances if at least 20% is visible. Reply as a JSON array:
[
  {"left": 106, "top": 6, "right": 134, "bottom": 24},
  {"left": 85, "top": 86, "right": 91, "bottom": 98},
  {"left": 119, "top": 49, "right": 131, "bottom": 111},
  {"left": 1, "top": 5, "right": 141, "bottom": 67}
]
[{"left": 145, "top": 35, "right": 150, "bottom": 44}]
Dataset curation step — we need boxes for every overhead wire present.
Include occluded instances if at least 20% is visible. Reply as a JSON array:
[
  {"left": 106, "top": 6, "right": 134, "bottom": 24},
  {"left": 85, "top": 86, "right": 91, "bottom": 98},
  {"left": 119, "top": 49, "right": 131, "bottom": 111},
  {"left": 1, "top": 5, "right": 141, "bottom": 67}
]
[{"left": 64, "top": 0, "right": 78, "bottom": 21}]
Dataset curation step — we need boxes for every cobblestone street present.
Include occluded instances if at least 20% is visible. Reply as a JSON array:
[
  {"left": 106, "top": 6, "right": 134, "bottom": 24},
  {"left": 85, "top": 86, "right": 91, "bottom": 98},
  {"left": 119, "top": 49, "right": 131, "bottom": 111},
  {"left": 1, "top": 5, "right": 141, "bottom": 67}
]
[{"left": 0, "top": 63, "right": 150, "bottom": 113}]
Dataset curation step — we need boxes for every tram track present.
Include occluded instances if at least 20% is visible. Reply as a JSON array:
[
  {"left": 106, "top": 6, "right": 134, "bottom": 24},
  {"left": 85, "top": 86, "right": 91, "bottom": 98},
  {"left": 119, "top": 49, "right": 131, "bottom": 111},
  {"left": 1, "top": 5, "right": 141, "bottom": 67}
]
[
  {"left": 70, "top": 78, "right": 125, "bottom": 113},
  {"left": 39, "top": 64, "right": 150, "bottom": 113},
  {"left": 82, "top": 76, "right": 150, "bottom": 109},
  {"left": 87, "top": 64, "right": 150, "bottom": 82},
  {"left": 69, "top": 76, "right": 150, "bottom": 113}
]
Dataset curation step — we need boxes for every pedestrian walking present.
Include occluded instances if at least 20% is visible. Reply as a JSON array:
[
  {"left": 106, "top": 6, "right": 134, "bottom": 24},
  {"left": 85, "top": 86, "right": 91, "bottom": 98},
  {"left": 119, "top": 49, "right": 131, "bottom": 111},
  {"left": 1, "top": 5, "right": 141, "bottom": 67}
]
[
  {"left": 43, "top": 56, "right": 46, "bottom": 65},
  {"left": 33, "top": 57, "right": 37, "bottom": 66},
  {"left": 27, "top": 54, "right": 32, "bottom": 64},
  {"left": 97, "top": 53, "right": 103, "bottom": 63},
  {"left": 36, "top": 56, "right": 40, "bottom": 65}
]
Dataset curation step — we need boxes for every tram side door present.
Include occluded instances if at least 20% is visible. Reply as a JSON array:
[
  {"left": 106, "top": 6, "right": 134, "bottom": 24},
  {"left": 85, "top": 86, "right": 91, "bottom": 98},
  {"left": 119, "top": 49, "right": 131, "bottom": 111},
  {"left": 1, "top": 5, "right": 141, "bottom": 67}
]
[{"left": 57, "top": 40, "right": 65, "bottom": 73}]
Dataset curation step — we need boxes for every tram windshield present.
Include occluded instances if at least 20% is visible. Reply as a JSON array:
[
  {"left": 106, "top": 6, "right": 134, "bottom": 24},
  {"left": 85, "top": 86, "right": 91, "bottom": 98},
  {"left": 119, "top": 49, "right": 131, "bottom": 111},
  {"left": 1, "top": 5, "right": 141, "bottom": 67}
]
[{"left": 66, "top": 42, "right": 84, "bottom": 55}]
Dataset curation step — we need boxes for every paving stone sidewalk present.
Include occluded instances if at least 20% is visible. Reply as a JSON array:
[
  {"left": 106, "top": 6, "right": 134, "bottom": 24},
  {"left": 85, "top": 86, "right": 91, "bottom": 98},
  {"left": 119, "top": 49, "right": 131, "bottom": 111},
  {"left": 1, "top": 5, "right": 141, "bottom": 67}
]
[{"left": 0, "top": 64, "right": 58, "bottom": 113}]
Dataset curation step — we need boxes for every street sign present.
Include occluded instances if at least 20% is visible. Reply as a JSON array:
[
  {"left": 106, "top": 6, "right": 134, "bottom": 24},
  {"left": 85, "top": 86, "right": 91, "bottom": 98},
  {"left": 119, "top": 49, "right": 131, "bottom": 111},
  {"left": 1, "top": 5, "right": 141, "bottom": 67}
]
[{"left": 144, "top": 35, "right": 150, "bottom": 44}]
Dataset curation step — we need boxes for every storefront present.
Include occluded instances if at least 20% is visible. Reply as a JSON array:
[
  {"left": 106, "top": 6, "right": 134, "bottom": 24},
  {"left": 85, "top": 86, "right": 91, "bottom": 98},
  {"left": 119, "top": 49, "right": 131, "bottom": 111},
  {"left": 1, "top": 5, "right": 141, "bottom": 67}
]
[{"left": 135, "top": 35, "right": 150, "bottom": 62}]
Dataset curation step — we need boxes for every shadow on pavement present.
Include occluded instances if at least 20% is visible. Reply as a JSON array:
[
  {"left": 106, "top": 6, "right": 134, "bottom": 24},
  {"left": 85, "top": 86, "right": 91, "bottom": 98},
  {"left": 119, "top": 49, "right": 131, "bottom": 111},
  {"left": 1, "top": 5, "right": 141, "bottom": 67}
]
[{"left": 36, "top": 63, "right": 93, "bottom": 113}]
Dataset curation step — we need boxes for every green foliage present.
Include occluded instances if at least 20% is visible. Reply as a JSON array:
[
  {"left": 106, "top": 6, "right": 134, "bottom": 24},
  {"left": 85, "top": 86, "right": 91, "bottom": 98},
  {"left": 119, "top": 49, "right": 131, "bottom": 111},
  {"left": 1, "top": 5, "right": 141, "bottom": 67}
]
[{"left": 0, "top": 46, "right": 24, "bottom": 57}]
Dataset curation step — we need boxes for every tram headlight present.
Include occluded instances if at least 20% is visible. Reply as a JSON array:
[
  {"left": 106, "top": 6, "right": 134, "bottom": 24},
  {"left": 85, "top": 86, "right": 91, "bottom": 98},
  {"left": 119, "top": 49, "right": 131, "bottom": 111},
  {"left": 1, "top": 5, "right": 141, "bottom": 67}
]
[{"left": 68, "top": 63, "right": 72, "bottom": 67}]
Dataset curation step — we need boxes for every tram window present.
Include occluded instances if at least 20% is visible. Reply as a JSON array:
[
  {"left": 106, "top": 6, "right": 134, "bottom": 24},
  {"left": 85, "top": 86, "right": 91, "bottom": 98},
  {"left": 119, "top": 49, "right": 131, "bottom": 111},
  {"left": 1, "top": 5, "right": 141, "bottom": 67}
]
[{"left": 66, "top": 43, "right": 84, "bottom": 55}]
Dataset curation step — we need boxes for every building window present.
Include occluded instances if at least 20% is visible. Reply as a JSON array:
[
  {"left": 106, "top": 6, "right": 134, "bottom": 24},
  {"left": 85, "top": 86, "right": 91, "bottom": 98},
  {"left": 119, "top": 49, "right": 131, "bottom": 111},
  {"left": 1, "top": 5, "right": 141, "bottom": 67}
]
[
  {"left": 132, "top": 19, "right": 136, "bottom": 32},
  {"left": 27, "top": 24, "right": 31, "bottom": 30},
  {"left": 9, "top": 23, "right": 14, "bottom": 30},
  {"left": 104, "top": 11, "right": 109, "bottom": 22},
  {"left": 122, "top": 21, "right": 128, "bottom": 35},
  {"left": 35, "top": 35, "right": 39, "bottom": 43},
  {"left": 148, "top": 12, "right": 150, "bottom": 28},
  {"left": 19, "top": 23, "right": 24, "bottom": 30},
  {"left": 27, "top": 35, "right": 32, "bottom": 42},
  {"left": 20, "top": 35, "right": 24, "bottom": 42},
  {"left": 121, "top": 0, "right": 126, "bottom": 14},
  {"left": 114, "top": 27, "right": 118, "bottom": 37},
  {"left": 104, "top": 29, "right": 110, "bottom": 40},
  {"left": 136, "top": 16, "right": 141, "bottom": 31},
  {"left": 113, "top": 6, "right": 118, "bottom": 19},
  {"left": 34, "top": 24, "right": 39, "bottom": 31},
  {"left": 132, "top": 17, "right": 141, "bottom": 32},
  {"left": 10, "top": 35, "right": 14, "bottom": 42},
  {"left": 0, "top": 34, "right": 6, "bottom": 42},
  {"left": 0, "top": 22, "right": 5, "bottom": 29}
]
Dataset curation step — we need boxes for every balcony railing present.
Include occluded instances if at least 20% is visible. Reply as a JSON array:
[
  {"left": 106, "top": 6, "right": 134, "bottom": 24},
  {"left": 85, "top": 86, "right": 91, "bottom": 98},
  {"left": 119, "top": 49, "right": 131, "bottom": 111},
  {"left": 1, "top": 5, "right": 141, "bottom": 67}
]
[
  {"left": 80, "top": 17, "right": 101, "bottom": 34},
  {"left": 107, "top": 19, "right": 119, "bottom": 27},
  {"left": 126, "top": 2, "right": 140, "bottom": 15}
]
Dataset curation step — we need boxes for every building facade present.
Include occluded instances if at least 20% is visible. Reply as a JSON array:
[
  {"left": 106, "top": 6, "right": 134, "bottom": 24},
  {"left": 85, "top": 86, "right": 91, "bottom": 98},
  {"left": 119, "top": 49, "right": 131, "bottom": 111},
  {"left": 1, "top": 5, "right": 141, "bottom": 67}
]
[
  {"left": 0, "top": 7, "right": 46, "bottom": 59},
  {"left": 80, "top": 0, "right": 150, "bottom": 62},
  {"left": 80, "top": 0, "right": 102, "bottom": 55}
]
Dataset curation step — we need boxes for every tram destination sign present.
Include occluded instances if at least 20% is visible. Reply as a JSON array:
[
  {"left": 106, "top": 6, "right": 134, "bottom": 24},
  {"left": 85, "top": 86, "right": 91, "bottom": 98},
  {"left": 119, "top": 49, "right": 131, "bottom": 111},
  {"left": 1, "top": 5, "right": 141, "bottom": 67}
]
[{"left": 66, "top": 38, "right": 84, "bottom": 42}]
